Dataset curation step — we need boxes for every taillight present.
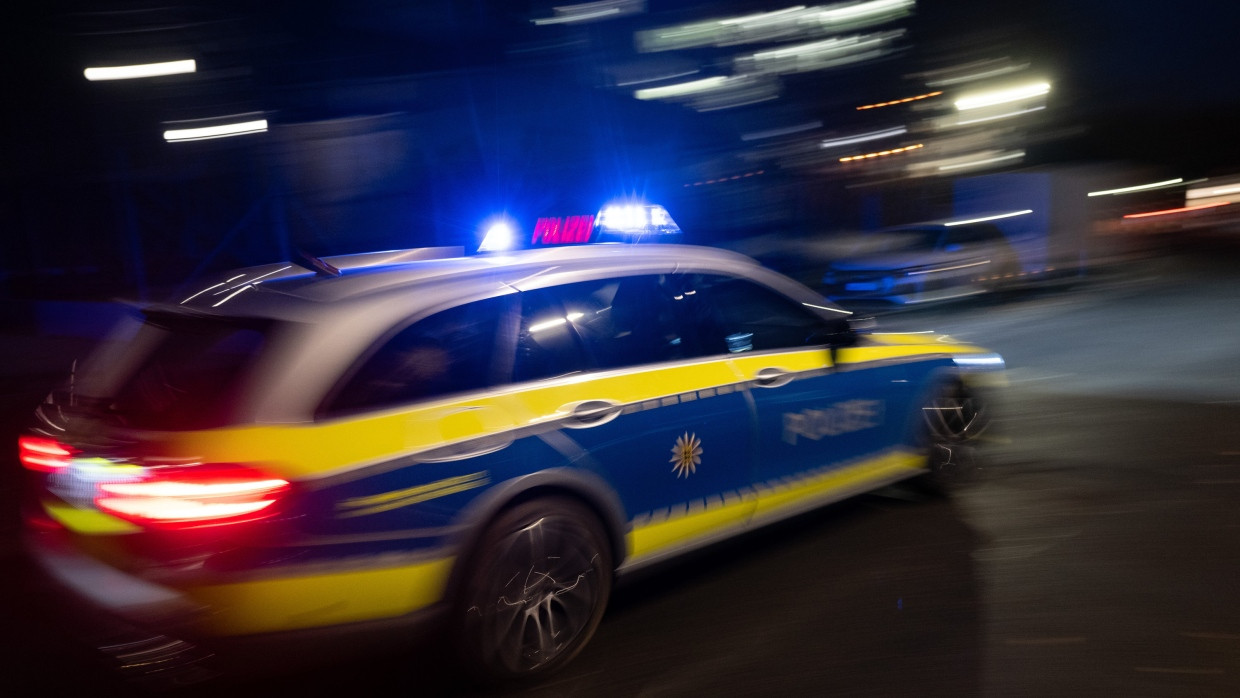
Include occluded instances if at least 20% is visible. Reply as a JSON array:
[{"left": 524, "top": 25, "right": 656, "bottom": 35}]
[
  {"left": 94, "top": 464, "right": 290, "bottom": 529},
  {"left": 18, "top": 436, "right": 77, "bottom": 472}
]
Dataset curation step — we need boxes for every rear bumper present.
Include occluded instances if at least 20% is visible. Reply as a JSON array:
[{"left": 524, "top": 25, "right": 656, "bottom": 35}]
[{"left": 24, "top": 526, "right": 453, "bottom": 686}]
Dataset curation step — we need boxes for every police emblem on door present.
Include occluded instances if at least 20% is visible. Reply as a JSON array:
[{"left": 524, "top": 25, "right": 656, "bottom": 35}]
[{"left": 670, "top": 432, "right": 702, "bottom": 478}]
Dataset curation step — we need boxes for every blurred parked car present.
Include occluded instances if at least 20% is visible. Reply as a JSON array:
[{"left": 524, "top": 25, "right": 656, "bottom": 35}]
[{"left": 822, "top": 222, "right": 1021, "bottom": 306}]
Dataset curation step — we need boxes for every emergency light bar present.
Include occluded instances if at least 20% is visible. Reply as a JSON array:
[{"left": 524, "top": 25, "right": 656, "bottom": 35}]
[
  {"left": 478, "top": 203, "right": 683, "bottom": 253},
  {"left": 593, "top": 203, "right": 682, "bottom": 242}
]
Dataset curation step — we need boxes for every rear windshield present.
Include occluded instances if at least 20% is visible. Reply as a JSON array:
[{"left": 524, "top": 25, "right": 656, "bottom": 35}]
[{"left": 72, "top": 313, "right": 271, "bottom": 430}]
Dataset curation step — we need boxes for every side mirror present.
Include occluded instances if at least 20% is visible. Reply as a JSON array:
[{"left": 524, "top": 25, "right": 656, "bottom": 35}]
[{"left": 807, "top": 317, "right": 858, "bottom": 347}]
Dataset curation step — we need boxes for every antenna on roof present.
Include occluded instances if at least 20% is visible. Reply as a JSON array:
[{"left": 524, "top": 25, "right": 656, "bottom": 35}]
[{"left": 294, "top": 250, "right": 342, "bottom": 277}]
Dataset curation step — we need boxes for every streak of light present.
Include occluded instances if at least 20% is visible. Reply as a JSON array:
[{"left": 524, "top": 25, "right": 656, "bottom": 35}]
[
  {"left": 944, "top": 210, "right": 1033, "bottom": 227},
  {"left": 1122, "top": 202, "right": 1230, "bottom": 219},
  {"left": 164, "top": 119, "right": 268, "bottom": 142},
  {"left": 838, "top": 143, "right": 923, "bottom": 162},
  {"left": 820, "top": 126, "right": 906, "bottom": 149},
  {"left": 954, "top": 82, "right": 1050, "bottom": 110},
  {"left": 1088, "top": 178, "right": 1184, "bottom": 197},
  {"left": 1186, "top": 184, "right": 1240, "bottom": 199},
  {"left": 936, "top": 151, "right": 1025, "bottom": 171},
  {"left": 955, "top": 105, "right": 1044, "bottom": 126},
  {"left": 856, "top": 91, "right": 941, "bottom": 110},
  {"left": 741, "top": 121, "right": 822, "bottom": 141},
  {"left": 84, "top": 59, "right": 196, "bottom": 81}
]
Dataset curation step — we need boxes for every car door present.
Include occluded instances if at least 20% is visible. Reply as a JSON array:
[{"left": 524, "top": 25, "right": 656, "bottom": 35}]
[
  {"left": 680, "top": 273, "right": 918, "bottom": 520},
  {"left": 513, "top": 274, "right": 756, "bottom": 563}
]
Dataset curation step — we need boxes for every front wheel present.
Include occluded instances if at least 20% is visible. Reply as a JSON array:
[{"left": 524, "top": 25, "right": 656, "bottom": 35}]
[
  {"left": 455, "top": 497, "right": 612, "bottom": 683},
  {"left": 915, "top": 380, "right": 989, "bottom": 493}
]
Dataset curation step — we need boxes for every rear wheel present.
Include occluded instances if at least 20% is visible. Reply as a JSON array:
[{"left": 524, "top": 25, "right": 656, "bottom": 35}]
[{"left": 455, "top": 497, "right": 612, "bottom": 683}]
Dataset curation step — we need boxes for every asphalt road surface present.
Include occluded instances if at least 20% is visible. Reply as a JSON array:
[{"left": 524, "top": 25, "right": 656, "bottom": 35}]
[{"left": 4, "top": 247, "right": 1240, "bottom": 697}]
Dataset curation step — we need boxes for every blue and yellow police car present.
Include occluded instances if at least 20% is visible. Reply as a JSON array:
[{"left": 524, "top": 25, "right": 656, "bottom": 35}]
[{"left": 20, "top": 207, "right": 1004, "bottom": 683}]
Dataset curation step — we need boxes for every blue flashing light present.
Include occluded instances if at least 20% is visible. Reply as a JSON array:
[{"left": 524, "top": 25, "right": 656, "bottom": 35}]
[
  {"left": 478, "top": 220, "right": 517, "bottom": 253},
  {"left": 594, "top": 203, "right": 682, "bottom": 240}
]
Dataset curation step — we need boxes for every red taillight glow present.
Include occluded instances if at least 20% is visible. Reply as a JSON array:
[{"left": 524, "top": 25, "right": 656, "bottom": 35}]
[
  {"left": 94, "top": 464, "right": 290, "bottom": 529},
  {"left": 18, "top": 436, "right": 77, "bottom": 472}
]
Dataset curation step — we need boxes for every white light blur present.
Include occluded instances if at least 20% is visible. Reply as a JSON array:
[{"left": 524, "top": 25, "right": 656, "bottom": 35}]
[
  {"left": 741, "top": 121, "right": 822, "bottom": 141},
  {"left": 952, "top": 354, "right": 1006, "bottom": 369},
  {"left": 615, "top": 70, "right": 701, "bottom": 87},
  {"left": 634, "top": 76, "right": 728, "bottom": 99},
  {"left": 719, "top": 5, "right": 806, "bottom": 26},
  {"left": 955, "top": 105, "right": 1044, "bottom": 126},
  {"left": 637, "top": 0, "right": 913, "bottom": 52},
  {"left": 529, "top": 312, "right": 585, "bottom": 334},
  {"left": 954, "top": 82, "right": 1050, "bottom": 111},
  {"left": 478, "top": 221, "right": 516, "bottom": 252},
  {"left": 936, "top": 150, "right": 1026, "bottom": 172},
  {"left": 820, "top": 126, "right": 906, "bottom": 149},
  {"left": 944, "top": 210, "right": 1033, "bottom": 227},
  {"left": 925, "top": 63, "right": 1028, "bottom": 87},
  {"left": 212, "top": 284, "right": 254, "bottom": 308},
  {"left": 906, "top": 260, "right": 990, "bottom": 275},
  {"left": 84, "top": 59, "right": 196, "bottom": 81},
  {"left": 598, "top": 205, "right": 649, "bottom": 231},
  {"left": 1088, "top": 178, "right": 1184, "bottom": 197},
  {"left": 803, "top": 302, "right": 852, "bottom": 314},
  {"left": 181, "top": 273, "right": 245, "bottom": 305},
  {"left": 634, "top": 74, "right": 779, "bottom": 110},
  {"left": 164, "top": 120, "right": 268, "bottom": 142},
  {"left": 737, "top": 29, "right": 903, "bottom": 76},
  {"left": 532, "top": 0, "right": 644, "bottom": 25},
  {"left": 1186, "top": 184, "right": 1240, "bottom": 199}
]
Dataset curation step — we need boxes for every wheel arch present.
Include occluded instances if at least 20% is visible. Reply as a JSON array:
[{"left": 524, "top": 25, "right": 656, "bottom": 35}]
[{"left": 443, "top": 468, "right": 628, "bottom": 604}]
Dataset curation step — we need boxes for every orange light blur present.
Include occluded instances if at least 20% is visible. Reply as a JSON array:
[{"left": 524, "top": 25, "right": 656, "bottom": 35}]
[
  {"left": 1122, "top": 202, "right": 1231, "bottom": 219},
  {"left": 839, "top": 143, "right": 924, "bottom": 163},
  {"left": 856, "top": 91, "right": 942, "bottom": 110}
]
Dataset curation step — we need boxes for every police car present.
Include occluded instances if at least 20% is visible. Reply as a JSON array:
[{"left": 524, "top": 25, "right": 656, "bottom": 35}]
[{"left": 20, "top": 205, "right": 1003, "bottom": 683}]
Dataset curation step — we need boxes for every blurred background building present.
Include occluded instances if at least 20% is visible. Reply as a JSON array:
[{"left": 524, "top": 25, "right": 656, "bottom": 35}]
[{"left": 4, "top": 0, "right": 1240, "bottom": 305}]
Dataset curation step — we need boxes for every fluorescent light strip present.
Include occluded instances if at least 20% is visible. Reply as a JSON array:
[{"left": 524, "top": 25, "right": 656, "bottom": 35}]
[
  {"left": 84, "top": 59, "right": 196, "bottom": 81},
  {"left": 944, "top": 210, "right": 1033, "bottom": 227},
  {"left": 1088, "top": 178, "right": 1184, "bottom": 197},
  {"left": 164, "top": 120, "right": 268, "bottom": 142}
]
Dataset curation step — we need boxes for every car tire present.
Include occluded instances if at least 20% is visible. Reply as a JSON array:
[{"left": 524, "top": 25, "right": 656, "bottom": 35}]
[
  {"left": 914, "top": 380, "right": 989, "bottom": 494},
  {"left": 454, "top": 496, "right": 612, "bottom": 683}
]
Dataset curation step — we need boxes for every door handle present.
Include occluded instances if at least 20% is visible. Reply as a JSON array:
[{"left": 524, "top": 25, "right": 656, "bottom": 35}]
[
  {"left": 754, "top": 367, "right": 794, "bottom": 388},
  {"left": 562, "top": 400, "right": 624, "bottom": 429}
]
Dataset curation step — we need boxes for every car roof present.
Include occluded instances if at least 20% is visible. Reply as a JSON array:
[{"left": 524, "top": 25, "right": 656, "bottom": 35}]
[{"left": 164, "top": 244, "right": 768, "bottom": 321}]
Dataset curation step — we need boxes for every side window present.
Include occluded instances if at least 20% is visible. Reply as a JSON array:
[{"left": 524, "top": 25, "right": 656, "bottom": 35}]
[
  {"left": 326, "top": 296, "right": 508, "bottom": 414},
  {"left": 684, "top": 274, "right": 834, "bottom": 353},
  {"left": 515, "top": 275, "right": 713, "bottom": 378},
  {"left": 514, "top": 287, "right": 589, "bottom": 383}
]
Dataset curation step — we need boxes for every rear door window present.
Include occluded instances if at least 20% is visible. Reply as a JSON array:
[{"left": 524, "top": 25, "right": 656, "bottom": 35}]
[{"left": 326, "top": 296, "right": 510, "bottom": 415}]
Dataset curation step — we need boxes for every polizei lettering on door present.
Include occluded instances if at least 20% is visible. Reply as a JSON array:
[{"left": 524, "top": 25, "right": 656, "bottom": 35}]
[{"left": 782, "top": 400, "right": 884, "bottom": 445}]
